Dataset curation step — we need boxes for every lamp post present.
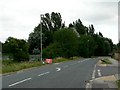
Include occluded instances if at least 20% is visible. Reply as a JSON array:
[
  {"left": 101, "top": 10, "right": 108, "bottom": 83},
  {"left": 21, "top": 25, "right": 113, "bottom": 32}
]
[
  {"left": 40, "top": 14, "right": 51, "bottom": 64},
  {"left": 40, "top": 14, "right": 44, "bottom": 64},
  {"left": 88, "top": 40, "right": 89, "bottom": 58}
]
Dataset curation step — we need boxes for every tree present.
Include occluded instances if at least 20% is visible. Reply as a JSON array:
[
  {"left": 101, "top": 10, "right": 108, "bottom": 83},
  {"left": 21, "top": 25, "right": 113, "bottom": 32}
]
[
  {"left": 78, "top": 35, "right": 97, "bottom": 57},
  {"left": 53, "top": 28, "right": 78, "bottom": 58},
  {"left": 28, "top": 12, "right": 63, "bottom": 54},
  {"left": 73, "top": 19, "right": 86, "bottom": 35},
  {"left": 99, "top": 32, "right": 103, "bottom": 37},
  {"left": 88, "top": 24, "right": 95, "bottom": 36},
  {"left": 3, "top": 37, "right": 29, "bottom": 62},
  {"left": 93, "top": 34, "right": 113, "bottom": 56}
]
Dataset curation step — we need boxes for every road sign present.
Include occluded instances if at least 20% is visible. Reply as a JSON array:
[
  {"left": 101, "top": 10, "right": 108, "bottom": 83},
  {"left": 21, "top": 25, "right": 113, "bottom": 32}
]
[{"left": 45, "top": 59, "right": 52, "bottom": 64}]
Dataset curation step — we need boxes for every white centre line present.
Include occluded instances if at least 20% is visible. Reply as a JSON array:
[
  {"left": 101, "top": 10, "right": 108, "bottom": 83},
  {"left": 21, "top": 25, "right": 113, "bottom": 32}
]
[
  {"left": 38, "top": 72, "right": 50, "bottom": 76},
  {"left": 97, "top": 69, "right": 102, "bottom": 77},
  {"left": 9, "top": 78, "right": 31, "bottom": 87}
]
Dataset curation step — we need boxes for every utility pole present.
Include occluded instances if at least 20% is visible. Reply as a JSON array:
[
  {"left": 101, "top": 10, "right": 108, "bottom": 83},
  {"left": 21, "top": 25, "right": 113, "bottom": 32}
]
[
  {"left": 40, "top": 14, "right": 44, "bottom": 64},
  {"left": 40, "top": 14, "right": 51, "bottom": 64}
]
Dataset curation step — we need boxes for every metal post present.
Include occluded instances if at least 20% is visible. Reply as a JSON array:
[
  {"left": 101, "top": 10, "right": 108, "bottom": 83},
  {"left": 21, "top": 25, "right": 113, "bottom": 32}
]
[{"left": 40, "top": 14, "right": 44, "bottom": 63}]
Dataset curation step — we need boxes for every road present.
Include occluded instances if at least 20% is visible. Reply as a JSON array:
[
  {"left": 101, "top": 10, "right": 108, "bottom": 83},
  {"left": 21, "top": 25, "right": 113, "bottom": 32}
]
[{"left": 2, "top": 58, "right": 106, "bottom": 88}]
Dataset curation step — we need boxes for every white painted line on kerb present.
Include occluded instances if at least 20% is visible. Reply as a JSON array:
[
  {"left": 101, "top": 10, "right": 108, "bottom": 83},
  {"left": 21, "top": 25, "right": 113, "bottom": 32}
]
[
  {"left": 97, "top": 69, "right": 102, "bottom": 77},
  {"left": 56, "top": 68, "right": 61, "bottom": 72},
  {"left": 38, "top": 72, "right": 50, "bottom": 76},
  {"left": 9, "top": 78, "right": 31, "bottom": 87}
]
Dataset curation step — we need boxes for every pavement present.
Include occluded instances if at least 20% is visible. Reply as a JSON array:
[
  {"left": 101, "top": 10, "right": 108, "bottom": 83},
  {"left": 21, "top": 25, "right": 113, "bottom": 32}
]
[{"left": 91, "top": 57, "right": 119, "bottom": 89}]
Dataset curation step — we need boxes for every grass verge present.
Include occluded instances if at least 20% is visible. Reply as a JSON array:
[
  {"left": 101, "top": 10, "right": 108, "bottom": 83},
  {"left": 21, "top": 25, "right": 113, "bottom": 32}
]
[
  {"left": 2, "top": 56, "right": 81, "bottom": 74},
  {"left": 101, "top": 58, "right": 112, "bottom": 64},
  {"left": 2, "top": 60, "right": 44, "bottom": 74},
  {"left": 53, "top": 56, "right": 81, "bottom": 63}
]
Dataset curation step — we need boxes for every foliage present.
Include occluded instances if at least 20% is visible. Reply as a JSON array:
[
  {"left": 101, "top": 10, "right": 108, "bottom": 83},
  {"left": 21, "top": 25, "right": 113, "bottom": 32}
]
[
  {"left": 43, "top": 28, "right": 78, "bottom": 59},
  {"left": 78, "top": 35, "right": 97, "bottom": 57},
  {"left": 101, "top": 59, "right": 112, "bottom": 64},
  {"left": 28, "top": 12, "right": 63, "bottom": 54},
  {"left": 53, "top": 28, "right": 78, "bottom": 58},
  {"left": 28, "top": 12, "right": 114, "bottom": 58},
  {"left": 73, "top": 19, "right": 86, "bottom": 35},
  {"left": 3, "top": 37, "right": 29, "bottom": 62},
  {"left": 42, "top": 43, "right": 62, "bottom": 59},
  {"left": 2, "top": 60, "right": 43, "bottom": 73}
]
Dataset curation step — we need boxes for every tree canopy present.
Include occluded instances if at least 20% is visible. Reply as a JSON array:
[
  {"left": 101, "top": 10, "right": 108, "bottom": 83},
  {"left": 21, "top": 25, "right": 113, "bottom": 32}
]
[
  {"left": 3, "top": 12, "right": 114, "bottom": 61},
  {"left": 3, "top": 37, "right": 29, "bottom": 62}
]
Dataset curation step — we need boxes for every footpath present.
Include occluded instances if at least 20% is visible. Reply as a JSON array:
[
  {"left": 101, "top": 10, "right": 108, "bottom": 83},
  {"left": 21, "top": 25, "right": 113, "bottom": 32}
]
[{"left": 92, "top": 57, "right": 119, "bottom": 89}]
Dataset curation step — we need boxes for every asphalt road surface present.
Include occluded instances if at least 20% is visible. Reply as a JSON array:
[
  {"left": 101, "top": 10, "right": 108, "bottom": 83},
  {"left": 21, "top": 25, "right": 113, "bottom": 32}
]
[{"left": 2, "top": 58, "right": 100, "bottom": 88}]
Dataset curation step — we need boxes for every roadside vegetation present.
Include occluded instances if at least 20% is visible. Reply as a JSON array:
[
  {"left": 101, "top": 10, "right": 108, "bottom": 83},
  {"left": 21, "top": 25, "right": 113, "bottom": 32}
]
[
  {"left": 101, "top": 58, "right": 112, "bottom": 64},
  {"left": 2, "top": 57, "right": 80, "bottom": 74},
  {"left": 53, "top": 56, "right": 81, "bottom": 63},
  {"left": 2, "top": 60, "right": 43, "bottom": 74},
  {"left": 1, "top": 12, "right": 120, "bottom": 73}
]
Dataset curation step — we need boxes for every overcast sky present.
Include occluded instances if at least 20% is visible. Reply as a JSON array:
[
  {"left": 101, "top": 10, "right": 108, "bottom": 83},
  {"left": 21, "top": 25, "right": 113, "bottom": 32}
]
[{"left": 0, "top": 0, "right": 119, "bottom": 44}]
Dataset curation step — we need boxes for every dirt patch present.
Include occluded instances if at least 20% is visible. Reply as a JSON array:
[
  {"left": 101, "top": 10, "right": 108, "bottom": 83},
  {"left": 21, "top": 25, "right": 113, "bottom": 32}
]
[{"left": 95, "top": 75, "right": 117, "bottom": 81}]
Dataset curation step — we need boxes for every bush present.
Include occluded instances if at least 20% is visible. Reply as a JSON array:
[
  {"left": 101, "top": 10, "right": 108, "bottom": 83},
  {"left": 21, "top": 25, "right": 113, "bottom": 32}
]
[
  {"left": 13, "top": 52, "right": 29, "bottom": 62},
  {"left": 3, "top": 37, "right": 29, "bottom": 62},
  {"left": 53, "top": 28, "right": 78, "bottom": 58},
  {"left": 43, "top": 43, "right": 62, "bottom": 59}
]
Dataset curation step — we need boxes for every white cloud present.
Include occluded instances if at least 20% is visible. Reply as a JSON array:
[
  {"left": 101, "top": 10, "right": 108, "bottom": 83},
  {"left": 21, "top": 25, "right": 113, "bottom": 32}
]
[{"left": 0, "top": 0, "right": 119, "bottom": 44}]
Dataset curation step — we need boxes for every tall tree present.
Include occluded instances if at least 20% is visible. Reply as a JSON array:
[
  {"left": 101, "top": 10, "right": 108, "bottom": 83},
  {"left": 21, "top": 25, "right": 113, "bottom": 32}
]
[
  {"left": 78, "top": 35, "right": 97, "bottom": 57},
  {"left": 73, "top": 19, "right": 86, "bottom": 35},
  {"left": 53, "top": 28, "right": 78, "bottom": 58},
  {"left": 28, "top": 12, "right": 63, "bottom": 54},
  {"left": 88, "top": 24, "right": 95, "bottom": 35}
]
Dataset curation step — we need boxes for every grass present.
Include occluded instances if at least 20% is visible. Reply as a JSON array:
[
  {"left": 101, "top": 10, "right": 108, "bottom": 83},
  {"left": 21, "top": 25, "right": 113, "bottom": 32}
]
[
  {"left": 2, "top": 60, "right": 44, "bottom": 74},
  {"left": 117, "top": 80, "right": 120, "bottom": 90},
  {"left": 101, "top": 58, "right": 112, "bottom": 64},
  {"left": 2, "top": 56, "right": 81, "bottom": 74},
  {"left": 53, "top": 56, "right": 81, "bottom": 63}
]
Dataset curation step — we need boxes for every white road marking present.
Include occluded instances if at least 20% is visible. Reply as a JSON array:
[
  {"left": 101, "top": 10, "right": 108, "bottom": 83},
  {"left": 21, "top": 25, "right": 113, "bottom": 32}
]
[
  {"left": 9, "top": 78, "right": 31, "bottom": 87},
  {"left": 97, "top": 69, "right": 102, "bottom": 77},
  {"left": 86, "top": 83, "right": 90, "bottom": 89},
  {"left": 56, "top": 68, "right": 61, "bottom": 72},
  {"left": 86, "top": 63, "right": 97, "bottom": 89},
  {"left": 92, "top": 64, "right": 96, "bottom": 79},
  {"left": 38, "top": 72, "right": 50, "bottom": 76}
]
